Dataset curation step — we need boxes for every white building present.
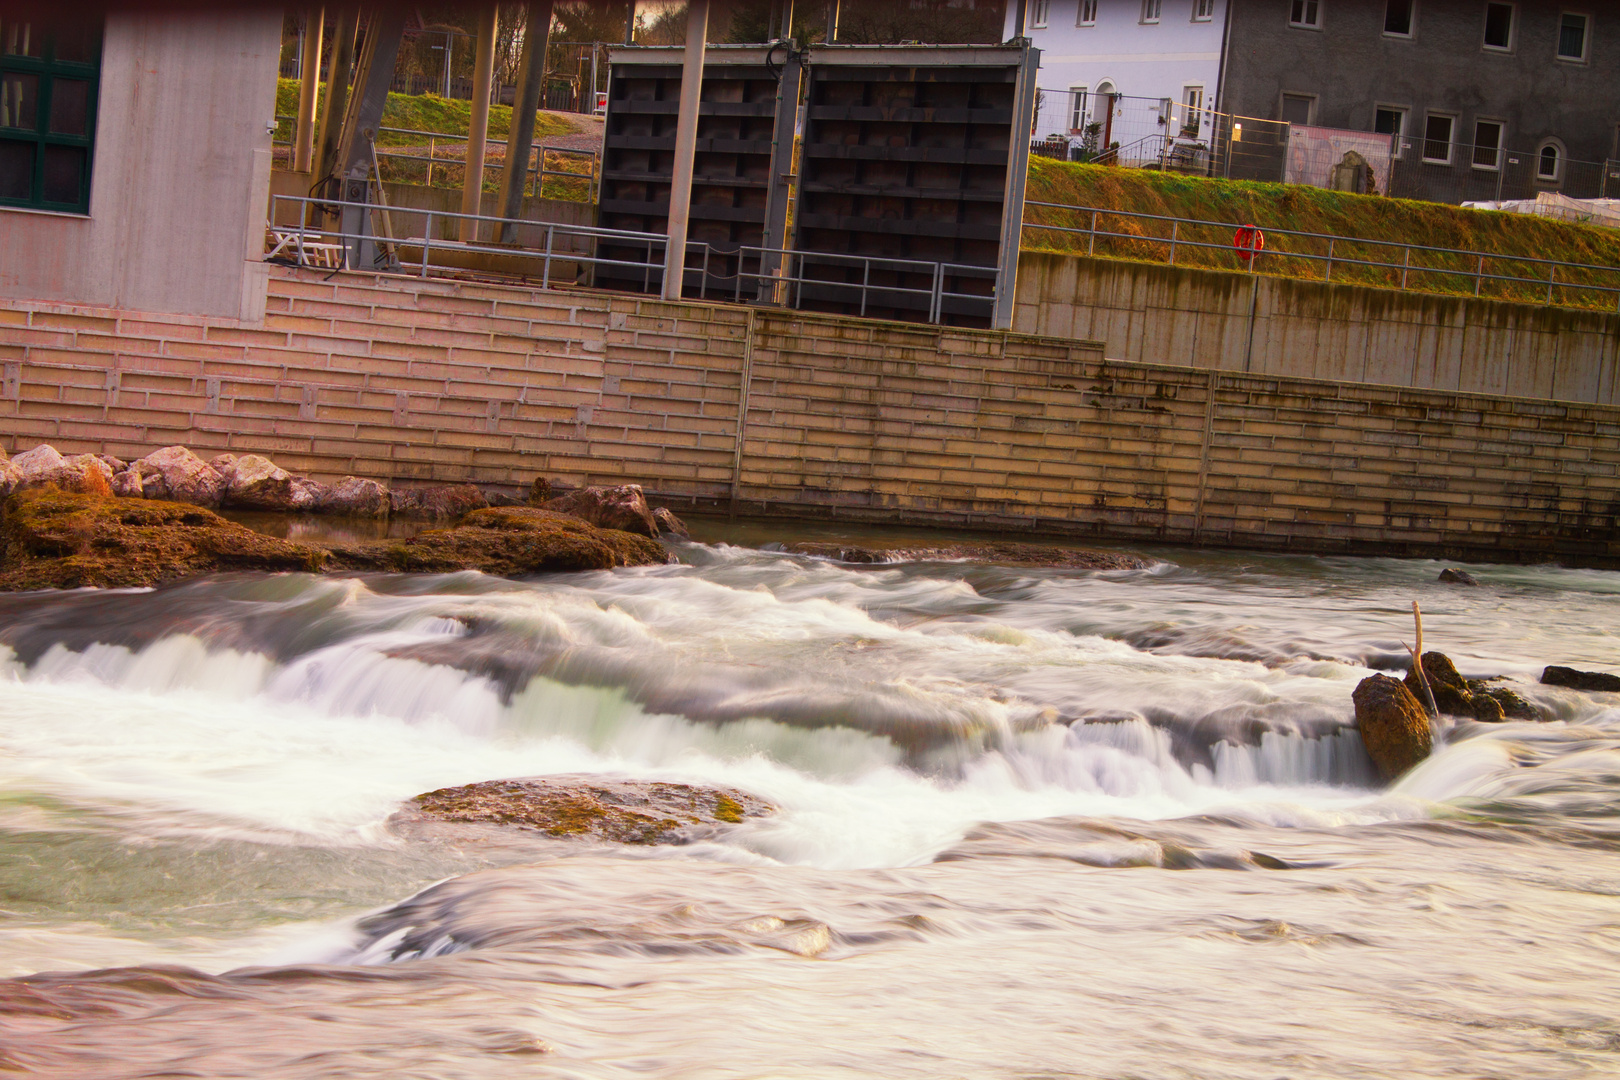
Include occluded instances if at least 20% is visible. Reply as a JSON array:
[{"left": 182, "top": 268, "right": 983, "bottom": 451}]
[{"left": 1007, "top": 0, "right": 1228, "bottom": 160}]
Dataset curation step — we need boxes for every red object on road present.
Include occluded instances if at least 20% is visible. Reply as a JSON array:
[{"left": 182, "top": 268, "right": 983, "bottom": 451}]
[{"left": 1234, "top": 225, "right": 1265, "bottom": 263}]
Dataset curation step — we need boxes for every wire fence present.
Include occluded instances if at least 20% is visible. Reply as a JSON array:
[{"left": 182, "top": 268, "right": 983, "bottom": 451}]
[{"left": 1021, "top": 202, "right": 1620, "bottom": 313}]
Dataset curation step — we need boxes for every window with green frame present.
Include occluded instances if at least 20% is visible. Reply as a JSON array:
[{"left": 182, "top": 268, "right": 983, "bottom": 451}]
[{"left": 0, "top": 17, "right": 101, "bottom": 214}]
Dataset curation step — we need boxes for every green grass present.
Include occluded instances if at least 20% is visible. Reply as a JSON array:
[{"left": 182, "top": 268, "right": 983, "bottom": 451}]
[{"left": 1024, "top": 159, "right": 1620, "bottom": 310}]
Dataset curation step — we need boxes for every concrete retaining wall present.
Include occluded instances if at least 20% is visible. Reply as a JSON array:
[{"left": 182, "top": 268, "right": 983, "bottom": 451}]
[
  {"left": 1013, "top": 252, "right": 1620, "bottom": 407},
  {"left": 2, "top": 266, "right": 1618, "bottom": 565}
]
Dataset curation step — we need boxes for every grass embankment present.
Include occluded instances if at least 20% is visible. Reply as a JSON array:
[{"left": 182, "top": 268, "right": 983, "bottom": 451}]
[
  {"left": 1023, "top": 158, "right": 1620, "bottom": 310},
  {"left": 274, "top": 80, "right": 591, "bottom": 201}
]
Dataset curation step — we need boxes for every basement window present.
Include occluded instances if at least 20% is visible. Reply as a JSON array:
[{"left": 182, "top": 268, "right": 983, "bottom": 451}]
[
  {"left": 0, "top": 15, "right": 99, "bottom": 214},
  {"left": 1384, "top": 0, "right": 1413, "bottom": 37},
  {"left": 1483, "top": 2, "right": 1514, "bottom": 50}
]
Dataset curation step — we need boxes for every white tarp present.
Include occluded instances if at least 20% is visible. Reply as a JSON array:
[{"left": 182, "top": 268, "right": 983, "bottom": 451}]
[
  {"left": 1461, "top": 193, "right": 1620, "bottom": 230},
  {"left": 1284, "top": 125, "right": 1395, "bottom": 195}
]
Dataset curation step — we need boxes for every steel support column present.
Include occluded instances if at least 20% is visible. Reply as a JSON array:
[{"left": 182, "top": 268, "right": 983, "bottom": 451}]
[
  {"left": 312, "top": 6, "right": 358, "bottom": 188},
  {"left": 336, "top": 6, "right": 406, "bottom": 270},
  {"left": 460, "top": 5, "right": 498, "bottom": 242},
  {"left": 991, "top": 42, "right": 1038, "bottom": 330},
  {"left": 662, "top": 0, "right": 710, "bottom": 301},
  {"left": 294, "top": 8, "right": 323, "bottom": 174},
  {"left": 496, "top": 0, "right": 556, "bottom": 242}
]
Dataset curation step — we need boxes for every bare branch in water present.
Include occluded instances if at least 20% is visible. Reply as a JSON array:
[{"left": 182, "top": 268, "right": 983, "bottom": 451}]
[{"left": 1405, "top": 601, "right": 1438, "bottom": 720}]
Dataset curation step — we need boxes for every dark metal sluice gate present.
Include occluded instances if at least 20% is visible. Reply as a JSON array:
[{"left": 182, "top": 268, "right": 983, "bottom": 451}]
[{"left": 596, "top": 44, "right": 1037, "bottom": 329}]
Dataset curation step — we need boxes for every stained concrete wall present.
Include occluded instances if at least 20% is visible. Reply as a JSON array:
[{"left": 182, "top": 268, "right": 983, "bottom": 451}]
[
  {"left": 1013, "top": 251, "right": 1620, "bottom": 406},
  {"left": 0, "top": 11, "right": 281, "bottom": 321},
  {"left": 2, "top": 266, "right": 1618, "bottom": 565}
]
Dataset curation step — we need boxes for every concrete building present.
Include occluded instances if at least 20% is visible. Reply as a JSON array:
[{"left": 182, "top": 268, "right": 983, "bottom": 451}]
[{"left": 0, "top": 9, "right": 281, "bottom": 320}]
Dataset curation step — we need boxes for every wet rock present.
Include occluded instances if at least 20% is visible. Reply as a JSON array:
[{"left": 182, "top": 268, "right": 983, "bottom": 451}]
[
  {"left": 219, "top": 454, "right": 324, "bottom": 512},
  {"left": 132, "top": 446, "right": 226, "bottom": 507},
  {"left": 324, "top": 506, "right": 670, "bottom": 575},
  {"left": 1352, "top": 673, "right": 1433, "bottom": 782},
  {"left": 0, "top": 488, "right": 327, "bottom": 590},
  {"left": 389, "top": 483, "right": 488, "bottom": 519},
  {"left": 652, "top": 506, "right": 690, "bottom": 538},
  {"left": 1469, "top": 683, "right": 1543, "bottom": 720},
  {"left": 541, "top": 484, "right": 658, "bottom": 537},
  {"left": 1404, "top": 651, "right": 1472, "bottom": 716},
  {"left": 1438, "top": 568, "right": 1479, "bottom": 585},
  {"left": 8, "top": 445, "right": 113, "bottom": 497},
  {"left": 787, "top": 540, "right": 1152, "bottom": 571},
  {"left": 1541, "top": 665, "right": 1620, "bottom": 693},
  {"left": 404, "top": 775, "right": 773, "bottom": 845},
  {"left": 110, "top": 469, "right": 144, "bottom": 498},
  {"left": 1470, "top": 694, "right": 1505, "bottom": 723},
  {"left": 527, "top": 476, "right": 552, "bottom": 505},
  {"left": 318, "top": 476, "right": 390, "bottom": 518}
]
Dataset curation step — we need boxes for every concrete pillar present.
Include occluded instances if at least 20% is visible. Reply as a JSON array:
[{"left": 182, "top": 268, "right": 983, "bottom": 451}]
[
  {"left": 294, "top": 8, "right": 323, "bottom": 174},
  {"left": 496, "top": 0, "right": 556, "bottom": 243},
  {"left": 460, "top": 5, "right": 498, "bottom": 242},
  {"left": 313, "top": 7, "right": 358, "bottom": 185},
  {"left": 662, "top": 0, "right": 709, "bottom": 301}
]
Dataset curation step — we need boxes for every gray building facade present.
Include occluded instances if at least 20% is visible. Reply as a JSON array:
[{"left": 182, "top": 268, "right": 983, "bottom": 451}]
[{"left": 1218, "top": 0, "right": 1620, "bottom": 202}]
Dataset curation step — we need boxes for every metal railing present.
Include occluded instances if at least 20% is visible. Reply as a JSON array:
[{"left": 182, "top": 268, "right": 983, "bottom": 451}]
[
  {"left": 272, "top": 117, "right": 599, "bottom": 204},
  {"left": 265, "top": 194, "right": 994, "bottom": 324},
  {"left": 1022, "top": 202, "right": 1620, "bottom": 312}
]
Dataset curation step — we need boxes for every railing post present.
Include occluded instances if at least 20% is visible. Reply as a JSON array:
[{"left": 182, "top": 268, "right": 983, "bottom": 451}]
[
  {"left": 931, "top": 262, "right": 944, "bottom": 323},
  {"left": 1475, "top": 254, "right": 1484, "bottom": 296},
  {"left": 422, "top": 210, "right": 433, "bottom": 277},
  {"left": 1326, "top": 237, "right": 1334, "bottom": 282},
  {"left": 861, "top": 259, "right": 871, "bottom": 317},
  {"left": 1547, "top": 267, "right": 1555, "bottom": 304},
  {"left": 1169, "top": 220, "right": 1178, "bottom": 266},
  {"left": 1401, "top": 246, "right": 1410, "bottom": 290},
  {"left": 1089, "top": 209, "right": 1097, "bottom": 257},
  {"left": 542, "top": 224, "right": 553, "bottom": 289},
  {"left": 426, "top": 136, "right": 434, "bottom": 186}
]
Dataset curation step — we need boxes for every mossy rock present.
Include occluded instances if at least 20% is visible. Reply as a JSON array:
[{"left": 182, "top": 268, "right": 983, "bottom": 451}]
[{"left": 326, "top": 506, "right": 669, "bottom": 575}]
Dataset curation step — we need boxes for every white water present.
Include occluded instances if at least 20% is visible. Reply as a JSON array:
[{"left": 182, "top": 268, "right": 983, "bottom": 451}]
[{"left": 2, "top": 535, "right": 1619, "bottom": 1077}]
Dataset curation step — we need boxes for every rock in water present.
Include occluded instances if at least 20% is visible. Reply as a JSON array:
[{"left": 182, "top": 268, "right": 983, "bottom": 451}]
[
  {"left": 8, "top": 445, "right": 113, "bottom": 497},
  {"left": 1438, "top": 568, "right": 1479, "bottom": 585},
  {"left": 133, "top": 446, "right": 226, "bottom": 507},
  {"left": 0, "top": 488, "right": 328, "bottom": 590},
  {"left": 319, "top": 476, "right": 390, "bottom": 517},
  {"left": 219, "top": 454, "right": 324, "bottom": 512},
  {"left": 389, "top": 484, "right": 489, "bottom": 518},
  {"left": 787, "top": 540, "right": 1152, "bottom": 570},
  {"left": 405, "top": 775, "right": 773, "bottom": 845},
  {"left": 323, "top": 506, "right": 670, "bottom": 575},
  {"left": 1541, "top": 666, "right": 1620, "bottom": 693},
  {"left": 652, "top": 506, "right": 690, "bottom": 538},
  {"left": 1352, "top": 674, "right": 1433, "bottom": 782},
  {"left": 541, "top": 484, "right": 659, "bottom": 537},
  {"left": 1404, "top": 651, "right": 1472, "bottom": 716}
]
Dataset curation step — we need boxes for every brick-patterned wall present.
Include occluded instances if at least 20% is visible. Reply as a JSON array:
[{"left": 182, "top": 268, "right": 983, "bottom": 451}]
[{"left": 2, "top": 266, "right": 1618, "bottom": 565}]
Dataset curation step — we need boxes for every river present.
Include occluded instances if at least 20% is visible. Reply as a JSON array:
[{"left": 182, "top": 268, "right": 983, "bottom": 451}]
[{"left": 2, "top": 519, "right": 1618, "bottom": 1078}]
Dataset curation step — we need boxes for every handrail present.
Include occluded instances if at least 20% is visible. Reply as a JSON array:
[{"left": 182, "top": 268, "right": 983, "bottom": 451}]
[{"left": 1022, "top": 201, "right": 1620, "bottom": 311}]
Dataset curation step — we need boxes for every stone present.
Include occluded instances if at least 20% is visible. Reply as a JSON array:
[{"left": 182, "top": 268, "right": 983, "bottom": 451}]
[
  {"left": 403, "top": 775, "right": 773, "bottom": 845},
  {"left": 1438, "top": 568, "right": 1479, "bottom": 585},
  {"left": 389, "top": 484, "right": 488, "bottom": 519},
  {"left": 220, "top": 454, "right": 324, "bottom": 512},
  {"left": 9, "top": 445, "right": 113, "bottom": 498},
  {"left": 319, "top": 476, "right": 390, "bottom": 517},
  {"left": 1541, "top": 666, "right": 1620, "bottom": 693},
  {"left": 1403, "top": 651, "right": 1472, "bottom": 716},
  {"left": 324, "top": 506, "right": 670, "bottom": 575},
  {"left": 527, "top": 476, "right": 552, "bottom": 505},
  {"left": 652, "top": 506, "right": 690, "bottom": 538},
  {"left": 1470, "top": 694, "right": 1505, "bottom": 723},
  {"left": 541, "top": 484, "right": 659, "bottom": 537},
  {"left": 94, "top": 454, "right": 127, "bottom": 474},
  {"left": 110, "top": 469, "right": 144, "bottom": 498},
  {"left": 1352, "top": 673, "right": 1433, "bottom": 782},
  {"left": 132, "top": 446, "right": 226, "bottom": 507},
  {"left": 0, "top": 488, "right": 328, "bottom": 590},
  {"left": 786, "top": 540, "right": 1153, "bottom": 570},
  {"left": 1468, "top": 683, "right": 1544, "bottom": 721}
]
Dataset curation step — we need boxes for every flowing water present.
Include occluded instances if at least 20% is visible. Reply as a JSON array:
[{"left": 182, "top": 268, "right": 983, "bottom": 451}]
[{"left": 2, "top": 520, "right": 1619, "bottom": 1078}]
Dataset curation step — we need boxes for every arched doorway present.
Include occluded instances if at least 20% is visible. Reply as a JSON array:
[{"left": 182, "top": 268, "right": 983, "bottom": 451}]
[{"left": 1093, "top": 80, "right": 1118, "bottom": 152}]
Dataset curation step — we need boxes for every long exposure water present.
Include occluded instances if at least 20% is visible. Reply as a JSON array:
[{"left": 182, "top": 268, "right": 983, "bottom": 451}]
[{"left": 1, "top": 519, "right": 1618, "bottom": 1078}]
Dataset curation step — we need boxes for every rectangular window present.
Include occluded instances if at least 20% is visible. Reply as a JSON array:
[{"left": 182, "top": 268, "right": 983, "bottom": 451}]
[
  {"left": 1483, "top": 2, "right": 1514, "bottom": 49},
  {"left": 1375, "top": 105, "right": 1407, "bottom": 155},
  {"left": 1142, "top": 0, "right": 1162, "bottom": 23},
  {"left": 1069, "top": 87, "right": 1088, "bottom": 133},
  {"left": 1472, "top": 120, "right": 1503, "bottom": 169},
  {"left": 1290, "top": 0, "right": 1321, "bottom": 28},
  {"left": 1078, "top": 0, "right": 1098, "bottom": 26},
  {"left": 0, "top": 16, "right": 100, "bottom": 214},
  {"left": 1384, "top": 0, "right": 1413, "bottom": 36},
  {"left": 1031, "top": 0, "right": 1050, "bottom": 27},
  {"left": 1193, "top": 0, "right": 1216, "bottom": 20},
  {"left": 1281, "top": 93, "right": 1314, "bottom": 126},
  {"left": 1422, "top": 113, "right": 1454, "bottom": 163},
  {"left": 1180, "top": 85, "right": 1204, "bottom": 134},
  {"left": 1557, "top": 13, "right": 1588, "bottom": 60}
]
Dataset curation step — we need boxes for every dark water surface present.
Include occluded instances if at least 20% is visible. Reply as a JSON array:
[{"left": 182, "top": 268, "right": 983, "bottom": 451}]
[{"left": 1, "top": 522, "right": 1618, "bottom": 1077}]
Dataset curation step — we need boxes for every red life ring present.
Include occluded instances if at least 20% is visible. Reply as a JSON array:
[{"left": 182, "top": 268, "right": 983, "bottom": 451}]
[{"left": 1233, "top": 225, "right": 1265, "bottom": 262}]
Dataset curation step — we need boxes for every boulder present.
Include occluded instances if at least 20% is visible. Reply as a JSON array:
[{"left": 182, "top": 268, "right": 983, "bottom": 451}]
[
  {"left": 325, "top": 506, "right": 670, "bottom": 575},
  {"left": 0, "top": 460, "right": 16, "bottom": 497},
  {"left": 1438, "top": 568, "right": 1479, "bottom": 586},
  {"left": 389, "top": 484, "right": 488, "bottom": 519},
  {"left": 110, "top": 469, "right": 144, "bottom": 498},
  {"left": 9, "top": 445, "right": 113, "bottom": 497},
  {"left": 1469, "top": 694, "right": 1505, "bottom": 723},
  {"left": 219, "top": 454, "right": 324, "bottom": 512},
  {"left": 1403, "top": 651, "right": 1472, "bottom": 716},
  {"left": 404, "top": 775, "right": 773, "bottom": 845},
  {"left": 527, "top": 476, "right": 552, "bottom": 505},
  {"left": 319, "top": 476, "right": 390, "bottom": 518},
  {"left": 786, "top": 540, "right": 1153, "bottom": 570},
  {"left": 541, "top": 483, "right": 659, "bottom": 537},
  {"left": 652, "top": 506, "right": 690, "bottom": 538},
  {"left": 1471, "top": 684, "right": 1542, "bottom": 720},
  {"left": 1352, "top": 674, "right": 1433, "bottom": 782},
  {"left": 1541, "top": 666, "right": 1620, "bottom": 693},
  {"left": 0, "top": 488, "right": 328, "bottom": 590},
  {"left": 94, "top": 454, "right": 127, "bottom": 474},
  {"left": 132, "top": 446, "right": 226, "bottom": 507}
]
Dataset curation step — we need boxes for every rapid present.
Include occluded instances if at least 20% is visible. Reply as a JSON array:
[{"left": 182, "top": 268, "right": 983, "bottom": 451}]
[{"left": 1, "top": 521, "right": 1618, "bottom": 1078}]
